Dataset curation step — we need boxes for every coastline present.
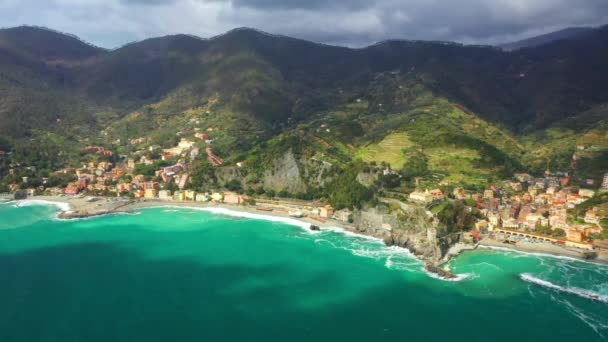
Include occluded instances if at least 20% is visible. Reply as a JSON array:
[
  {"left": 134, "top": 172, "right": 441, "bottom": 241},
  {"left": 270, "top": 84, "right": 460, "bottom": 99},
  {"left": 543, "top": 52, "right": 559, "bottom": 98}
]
[
  {"left": 16, "top": 195, "right": 361, "bottom": 235},
  {"left": 11, "top": 195, "right": 608, "bottom": 268},
  {"left": 477, "top": 237, "right": 608, "bottom": 265}
]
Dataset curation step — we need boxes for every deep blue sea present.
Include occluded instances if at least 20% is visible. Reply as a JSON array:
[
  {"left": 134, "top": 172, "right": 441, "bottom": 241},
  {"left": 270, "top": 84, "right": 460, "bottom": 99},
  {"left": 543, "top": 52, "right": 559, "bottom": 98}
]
[{"left": 1, "top": 201, "right": 607, "bottom": 341}]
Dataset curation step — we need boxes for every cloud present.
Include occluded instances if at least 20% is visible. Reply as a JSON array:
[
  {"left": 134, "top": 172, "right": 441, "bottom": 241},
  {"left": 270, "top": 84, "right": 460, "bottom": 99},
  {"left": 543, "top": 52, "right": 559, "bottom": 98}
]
[{"left": 1, "top": 0, "right": 607, "bottom": 48}]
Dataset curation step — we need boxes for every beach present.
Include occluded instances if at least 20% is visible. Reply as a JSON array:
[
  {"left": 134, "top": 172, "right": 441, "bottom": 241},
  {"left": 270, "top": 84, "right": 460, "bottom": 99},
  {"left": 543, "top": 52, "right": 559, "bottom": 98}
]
[
  {"left": 478, "top": 236, "right": 608, "bottom": 264},
  {"left": 10, "top": 195, "right": 608, "bottom": 266},
  {"left": 19, "top": 195, "right": 357, "bottom": 232}
]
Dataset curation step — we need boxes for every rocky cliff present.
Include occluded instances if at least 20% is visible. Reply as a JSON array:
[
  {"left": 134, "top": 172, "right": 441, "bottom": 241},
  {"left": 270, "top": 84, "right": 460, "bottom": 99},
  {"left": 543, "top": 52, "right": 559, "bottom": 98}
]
[{"left": 353, "top": 201, "right": 467, "bottom": 265}]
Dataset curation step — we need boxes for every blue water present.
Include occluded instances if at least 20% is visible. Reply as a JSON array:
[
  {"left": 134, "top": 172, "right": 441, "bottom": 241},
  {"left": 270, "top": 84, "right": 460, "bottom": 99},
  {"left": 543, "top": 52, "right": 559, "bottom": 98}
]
[{"left": 1, "top": 201, "right": 607, "bottom": 341}]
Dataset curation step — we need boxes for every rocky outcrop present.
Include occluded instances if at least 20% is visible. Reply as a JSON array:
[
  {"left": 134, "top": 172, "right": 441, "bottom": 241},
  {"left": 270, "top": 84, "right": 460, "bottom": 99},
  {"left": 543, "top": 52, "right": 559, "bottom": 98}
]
[
  {"left": 262, "top": 150, "right": 308, "bottom": 193},
  {"left": 353, "top": 201, "right": 468, "bottom": 267}
]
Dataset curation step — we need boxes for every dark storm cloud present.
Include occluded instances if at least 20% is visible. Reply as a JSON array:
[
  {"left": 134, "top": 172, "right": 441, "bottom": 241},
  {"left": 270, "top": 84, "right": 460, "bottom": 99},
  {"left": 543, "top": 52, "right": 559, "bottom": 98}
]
[{"left": 1, "top": 0, "right": 607, "bottom": 48}]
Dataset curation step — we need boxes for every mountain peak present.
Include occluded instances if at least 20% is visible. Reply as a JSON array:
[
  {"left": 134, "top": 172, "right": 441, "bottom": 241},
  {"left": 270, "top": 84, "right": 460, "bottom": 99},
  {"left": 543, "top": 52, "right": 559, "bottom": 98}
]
[
  {"left": 500, "top": 26, "right": 594, "bottom": 51},
  {"left": 0, "top": 25, "right": 106, "bottom": 60}
]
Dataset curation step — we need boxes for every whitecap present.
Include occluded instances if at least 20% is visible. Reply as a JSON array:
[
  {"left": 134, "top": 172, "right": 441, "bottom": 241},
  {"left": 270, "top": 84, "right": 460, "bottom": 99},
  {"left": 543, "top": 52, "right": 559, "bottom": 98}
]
[
  {"left": 14, "top": 199, "right": 72, "bottom": 212},
  {"left": 520, "top": 273, "right": 608, "bottom": 303},
  {"left": 479, "top": 245, "right": 584, "bottom": 263}
]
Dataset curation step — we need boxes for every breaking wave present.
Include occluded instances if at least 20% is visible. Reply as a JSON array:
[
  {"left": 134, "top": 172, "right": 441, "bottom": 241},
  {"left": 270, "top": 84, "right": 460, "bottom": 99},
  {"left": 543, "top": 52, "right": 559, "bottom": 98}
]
[
  {"left": 520, "top": 273, "right": 608, "bottom": 303},
  {"left": 14, "top": 199, "right": 72, "bottom": 212}
]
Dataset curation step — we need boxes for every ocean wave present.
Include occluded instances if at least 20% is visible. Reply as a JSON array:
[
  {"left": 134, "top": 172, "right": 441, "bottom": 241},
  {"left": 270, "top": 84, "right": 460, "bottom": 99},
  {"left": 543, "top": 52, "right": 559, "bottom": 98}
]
[
  {"left": 14, "top": 199, "right": 72, "bottom": 212},
  {"left": 520, "top": 273, "right": 608, "bottom": 303},
  {"left": 479, "top": 245, "right": 583, "bottom": 263},
  {"left": 319, "top": 226, "right": 385, "bottom": 242}
]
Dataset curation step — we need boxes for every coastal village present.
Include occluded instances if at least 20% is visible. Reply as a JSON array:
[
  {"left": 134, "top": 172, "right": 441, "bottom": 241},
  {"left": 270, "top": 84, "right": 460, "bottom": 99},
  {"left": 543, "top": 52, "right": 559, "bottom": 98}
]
[
  {"left": 409, "top": 172, "right": 608, "bottom": 251},
  {"left": 2, "top": 130, "right": 608, "bottom": 258}
]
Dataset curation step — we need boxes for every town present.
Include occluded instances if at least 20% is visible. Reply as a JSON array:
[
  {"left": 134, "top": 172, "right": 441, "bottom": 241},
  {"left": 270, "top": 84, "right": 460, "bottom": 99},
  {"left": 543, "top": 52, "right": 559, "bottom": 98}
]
[{"left": 1, "top": 131, "right": 607, "bottom": 255}]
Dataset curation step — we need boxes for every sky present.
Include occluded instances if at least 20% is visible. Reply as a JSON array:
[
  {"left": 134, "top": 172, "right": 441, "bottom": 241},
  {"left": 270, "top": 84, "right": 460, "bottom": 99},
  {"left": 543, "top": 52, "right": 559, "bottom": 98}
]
[{"left": 1, "top": 0, "right": 607, "bottom": 48}]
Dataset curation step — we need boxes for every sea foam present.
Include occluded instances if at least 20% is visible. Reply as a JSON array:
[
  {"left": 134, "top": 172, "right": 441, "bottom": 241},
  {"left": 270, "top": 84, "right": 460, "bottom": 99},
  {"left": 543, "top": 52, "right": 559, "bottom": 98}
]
[
  {"left": 14, "top": 199, "right": 72, "bottom": 212},
  {"left": 479, "top": 245, "right": 583, "bottom": 263},
  {"left": 520, "top": 273, "right": 608, "bottom": 303}
]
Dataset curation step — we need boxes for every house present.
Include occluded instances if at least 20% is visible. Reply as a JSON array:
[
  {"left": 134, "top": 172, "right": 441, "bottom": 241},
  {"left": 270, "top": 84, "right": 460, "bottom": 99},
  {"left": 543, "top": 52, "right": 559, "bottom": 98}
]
[
  {"left": 163, "top": 165, "right": 183, "bottom": 176},
  {"left": 116, "top": 183, "right": 133, "bottom": 193},
  {"left": 510, "top": 182, "right": 523, "bottom": 192},
  {"left": 453, "top": 188, "right": 466, "bottom": 200},
  {"left": 566, "top": 229, "right": 586, "bottom": 243},
  {"left": 336, "top": 209, "right": 353, "bottom": 223},
  {"left": 178, "top": 174, "right": 189, "bottom": 190},
  {"left": 429, "top": 189, "right": 445, "bottom": 200},
  {"left": 211, "top": 192, "right": 223, "bottom": 202},
  {"left": 503, "top": 218, "right": 519, "bottom": 229},
  {"left": 195, "top": 133, "right": 210, "bottom": 141},
  {"left": 206, "top": 148, "right": 223, "bottom": 166},
  {"left": 483, "top": 189, "right": 494, "bottom": 200},
  {"left": 525, "top": 214, "right": 544, "bottom": 230},
  {"left": 578, "top": 189, "right": 595, "bottom": 198},
  {"left": 319, "top": 205, "right": 335, "bottom": 218},
  {"left": 158, "top": 190, "right": 172, "bottom": 200},
  {"left": 195, "top": 193, "right": 209, "bottom": 202},
  {"left": 584, "top": 209, "right": 600, "bottom": 224},
  {"left": 173, "top": 191, "right": 186, "bottom": 201},
  {"left": 514, "top": 173, "right": 533, "bottom": 182},
  {"left": 184, "top": 190, "right": 196, "bottom": 201},
  {"left": 143, "top": 182, "right": 159, "bottom": 190},
  {"left": 488, "top": 213, "right": 501, "bottom": 227},
  {"left": 409, "top": 190, "right": 433, "bottom": 204},
  {"left": 127, "top": 159, "right": 136, "bottom": 169},
  {"left": 475, "top": 220, "right": 488, "bottom": 231},
  {"left": 178, "top": 139, "right": 195, "bottom": 149},
  {"left": 224, "top": 192, "right": 244, "bottom": 204},
  {"left": 144, "top": 188, "right": 158, "bottom": 199},
  {"left": 65, "top": 182, "right": 81, "bottom": 195},
  {"left": 190, "top": 148, "right": 200, "bottom": 160}
]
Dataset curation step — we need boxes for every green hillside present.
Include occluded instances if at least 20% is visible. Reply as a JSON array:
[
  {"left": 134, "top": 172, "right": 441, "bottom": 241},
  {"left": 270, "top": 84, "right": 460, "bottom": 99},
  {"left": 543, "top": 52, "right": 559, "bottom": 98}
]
[{"left": 1, "top": 25, "right": 608, "bottom": 193}]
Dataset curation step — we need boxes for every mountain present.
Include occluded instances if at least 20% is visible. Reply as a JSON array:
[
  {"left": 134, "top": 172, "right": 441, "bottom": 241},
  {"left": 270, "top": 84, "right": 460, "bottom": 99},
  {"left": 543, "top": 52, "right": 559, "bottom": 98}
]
[
  {"left": 499, "top": 27, "right": 594, "bottom": 51},
  {"left": 1, "top": 25, "right": 608, "bottom": 190}
]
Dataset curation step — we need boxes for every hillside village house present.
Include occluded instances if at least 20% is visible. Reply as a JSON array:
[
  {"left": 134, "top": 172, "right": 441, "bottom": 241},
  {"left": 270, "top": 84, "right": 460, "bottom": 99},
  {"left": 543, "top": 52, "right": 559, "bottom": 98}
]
[
  {"left": 578, "top": 189, "right": 595, "bottom": 198},
  {"left": 584, "top": 209, "right": 600, "bottom": 225},
  {"left": 409, "top": 190, "right": 433, "bottom": 204}
]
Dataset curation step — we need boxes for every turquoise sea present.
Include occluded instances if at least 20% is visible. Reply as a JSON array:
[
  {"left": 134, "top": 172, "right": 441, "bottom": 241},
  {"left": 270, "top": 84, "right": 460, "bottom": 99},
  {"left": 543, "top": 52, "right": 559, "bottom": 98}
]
[{"left": 1, "top": 201, "right": 607, "bottom": 342}]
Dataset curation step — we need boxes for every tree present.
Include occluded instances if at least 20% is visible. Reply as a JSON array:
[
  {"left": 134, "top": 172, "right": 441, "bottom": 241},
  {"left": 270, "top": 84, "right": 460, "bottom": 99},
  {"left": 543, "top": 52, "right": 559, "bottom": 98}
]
[
  {"left": 553, "top": 228, "right": 566, "bottom": 238},
  {"left": 378, "top": 173, "right": 401, "bottom": 189},
  {"left": 225, "top": 179, "right": 242, "bottom": 192},
  {"left": 190, "top": 160, "right": 216, "bottom": 190},
  {"left": 325, "top": 163, "right": 373, "bottom": 210},
  {"left": 401, "top": 147, "right": 428, "bottom": 179}
]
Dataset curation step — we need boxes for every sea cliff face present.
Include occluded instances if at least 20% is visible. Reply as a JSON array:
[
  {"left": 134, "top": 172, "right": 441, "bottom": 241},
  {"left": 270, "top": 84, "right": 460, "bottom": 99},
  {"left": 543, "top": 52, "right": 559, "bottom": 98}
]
[{"left": 353, "top": 203, "right": 468, "bottom": 266}]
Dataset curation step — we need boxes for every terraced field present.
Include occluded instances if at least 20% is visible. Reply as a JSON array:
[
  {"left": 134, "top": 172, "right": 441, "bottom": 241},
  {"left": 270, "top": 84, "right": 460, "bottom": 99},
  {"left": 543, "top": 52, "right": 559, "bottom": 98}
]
[{"left": 356, "top": 132, "right": 413, "bottom": 169}]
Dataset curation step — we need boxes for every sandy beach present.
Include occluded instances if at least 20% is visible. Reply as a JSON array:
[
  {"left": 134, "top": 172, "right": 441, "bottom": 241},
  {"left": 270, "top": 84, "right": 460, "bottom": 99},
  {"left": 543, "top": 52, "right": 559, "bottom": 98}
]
[
  {"left": 478, "top": 237, "right": 608, "bottom": 264},
  {"left": 20, "top": 195, "right": 357, "bottom": 233}
]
